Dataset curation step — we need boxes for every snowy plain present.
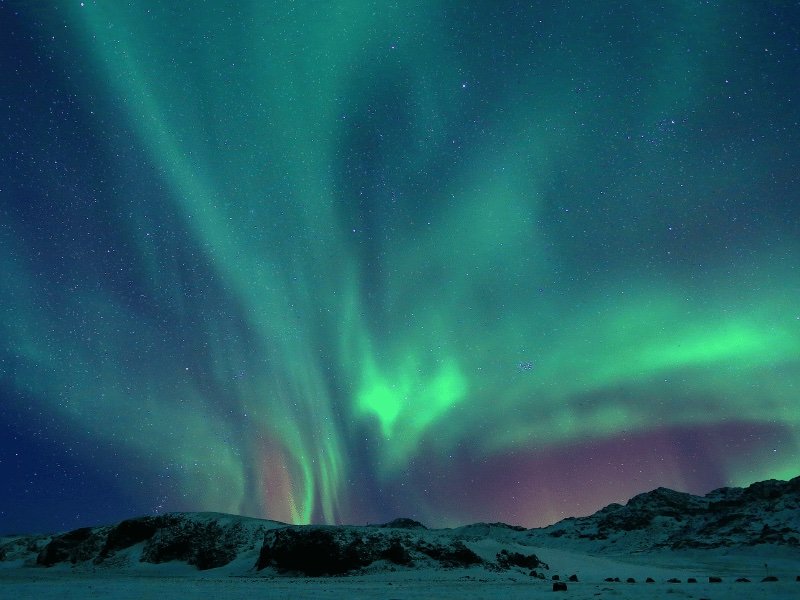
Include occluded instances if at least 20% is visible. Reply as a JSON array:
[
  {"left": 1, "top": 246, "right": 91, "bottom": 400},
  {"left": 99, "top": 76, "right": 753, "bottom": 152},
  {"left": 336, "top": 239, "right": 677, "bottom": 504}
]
[{"left": 2, "top": 545, "right": 798, "bottom": 599}]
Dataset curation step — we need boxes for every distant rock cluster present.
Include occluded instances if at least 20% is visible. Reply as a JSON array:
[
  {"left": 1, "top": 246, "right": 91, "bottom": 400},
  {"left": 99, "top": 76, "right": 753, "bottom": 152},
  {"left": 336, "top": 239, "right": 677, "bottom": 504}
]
[{"left": 600, "top": 575, "right": 787, "bottom": 584}]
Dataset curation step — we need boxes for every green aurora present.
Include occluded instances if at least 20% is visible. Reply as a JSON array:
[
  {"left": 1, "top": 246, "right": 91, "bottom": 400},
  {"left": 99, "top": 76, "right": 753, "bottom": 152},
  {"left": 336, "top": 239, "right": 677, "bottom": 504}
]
[{"left": 1, "top": 1, "right": 798, "bottom": 530}]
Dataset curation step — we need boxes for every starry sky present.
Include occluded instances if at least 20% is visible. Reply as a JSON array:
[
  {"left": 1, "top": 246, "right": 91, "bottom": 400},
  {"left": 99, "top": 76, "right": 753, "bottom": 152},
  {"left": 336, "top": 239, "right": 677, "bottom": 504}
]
[{"left": 1, "top": 1, "right": 799, "bottom": 535}]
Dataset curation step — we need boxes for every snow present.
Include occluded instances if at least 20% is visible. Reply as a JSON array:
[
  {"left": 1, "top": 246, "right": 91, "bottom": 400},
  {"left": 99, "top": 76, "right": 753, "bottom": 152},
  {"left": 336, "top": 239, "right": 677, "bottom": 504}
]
[{"left": 2, "top": 546, "right": 798, "bottom": 599}]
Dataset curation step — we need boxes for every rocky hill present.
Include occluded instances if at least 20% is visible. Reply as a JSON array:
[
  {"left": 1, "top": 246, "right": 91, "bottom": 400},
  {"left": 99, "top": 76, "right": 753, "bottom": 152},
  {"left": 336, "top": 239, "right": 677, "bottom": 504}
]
[
  {"left": 0, "top": 512, "right": 546, "bottom": 577},
  {"left": 0, "top": 512, "right": 281, "bottom": 571},
  {"left": 254, "top": 524, "right": 545, "bottom": 576},
  {"left": 528, "top": 476, "right": 800, "bottom": 553}
]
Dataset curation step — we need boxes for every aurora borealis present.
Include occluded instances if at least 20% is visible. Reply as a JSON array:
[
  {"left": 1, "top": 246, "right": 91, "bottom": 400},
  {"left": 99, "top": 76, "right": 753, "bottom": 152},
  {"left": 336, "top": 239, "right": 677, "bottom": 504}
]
[{"left": 1, "top": 1, "right": 799, "bottom": 534}]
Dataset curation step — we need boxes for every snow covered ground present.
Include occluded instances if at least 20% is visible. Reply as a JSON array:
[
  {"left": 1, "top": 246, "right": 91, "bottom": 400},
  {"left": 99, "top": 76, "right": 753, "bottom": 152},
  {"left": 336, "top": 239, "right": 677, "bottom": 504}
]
[{"left": 1, "top": 546, "right": 797, "bottom": 599}]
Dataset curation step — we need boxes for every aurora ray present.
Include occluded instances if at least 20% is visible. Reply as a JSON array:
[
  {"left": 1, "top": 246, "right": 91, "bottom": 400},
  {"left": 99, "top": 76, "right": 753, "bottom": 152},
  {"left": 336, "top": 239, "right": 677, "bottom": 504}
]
[{"left": 1, "top": 1, "right": 798, "bottom": 533}]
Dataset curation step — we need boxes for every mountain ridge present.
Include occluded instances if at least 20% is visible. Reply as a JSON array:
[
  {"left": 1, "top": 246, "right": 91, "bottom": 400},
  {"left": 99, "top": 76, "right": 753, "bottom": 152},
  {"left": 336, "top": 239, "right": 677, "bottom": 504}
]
[
  {"left": 1, "top": 475, "right": 797, "bottom": 575},
  {"left": 529, "top": 475, "right": 800, "bottom": 553}
]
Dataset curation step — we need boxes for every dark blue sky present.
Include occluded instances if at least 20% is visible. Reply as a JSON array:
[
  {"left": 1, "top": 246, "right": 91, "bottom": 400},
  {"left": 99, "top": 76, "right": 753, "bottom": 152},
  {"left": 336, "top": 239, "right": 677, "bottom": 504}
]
[{"left": 2, "top": 1, "right": 799, "bottom": 534}]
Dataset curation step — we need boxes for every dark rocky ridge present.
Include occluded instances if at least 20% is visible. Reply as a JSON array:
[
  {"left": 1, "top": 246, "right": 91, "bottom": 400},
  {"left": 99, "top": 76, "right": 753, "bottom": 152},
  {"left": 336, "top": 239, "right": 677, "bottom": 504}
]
[
  {"left": 255, "top": 526, "right": 502, "bottom": 575},
  {"left": 532, "top": 476, "right": 800, "bottom": 552},
  {"left": 0, "top": 513, "right": 544, "bottom": 576},
  {"left": 34, "top": 514, "right": 273, "bottom": 570}
]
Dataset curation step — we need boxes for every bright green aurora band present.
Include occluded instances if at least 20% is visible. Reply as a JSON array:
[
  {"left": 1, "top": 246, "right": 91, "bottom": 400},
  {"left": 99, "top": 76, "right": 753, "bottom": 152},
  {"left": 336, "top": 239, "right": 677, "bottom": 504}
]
[{"left": 1, "top": 1, "right": 798, "bottom": 527}]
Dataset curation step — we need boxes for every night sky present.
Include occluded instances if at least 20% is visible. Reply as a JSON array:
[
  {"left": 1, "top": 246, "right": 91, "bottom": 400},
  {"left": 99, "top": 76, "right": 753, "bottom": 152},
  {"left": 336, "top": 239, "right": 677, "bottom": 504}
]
[{"left": 1, "top": 1, "right": 799, "bottom": 535}]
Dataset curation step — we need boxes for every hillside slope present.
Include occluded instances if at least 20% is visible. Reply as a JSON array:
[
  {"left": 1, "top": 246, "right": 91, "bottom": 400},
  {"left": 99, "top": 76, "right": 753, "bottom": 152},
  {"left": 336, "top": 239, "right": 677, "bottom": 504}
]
[{"left": 527, "top": 476, "right": 800, "bottom": 553}]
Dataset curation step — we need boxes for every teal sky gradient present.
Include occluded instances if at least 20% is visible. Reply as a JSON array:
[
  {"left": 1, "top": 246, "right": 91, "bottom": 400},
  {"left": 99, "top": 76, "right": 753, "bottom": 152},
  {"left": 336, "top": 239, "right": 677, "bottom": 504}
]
[{"left": 1, "top": 1, "right": 798, "bottom": 531}]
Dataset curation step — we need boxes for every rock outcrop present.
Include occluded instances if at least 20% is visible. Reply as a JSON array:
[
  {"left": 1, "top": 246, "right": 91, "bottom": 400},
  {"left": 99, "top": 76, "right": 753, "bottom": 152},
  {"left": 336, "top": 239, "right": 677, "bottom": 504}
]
[{"left": 532, "top": 476, "right": 800, "bottom": 552}]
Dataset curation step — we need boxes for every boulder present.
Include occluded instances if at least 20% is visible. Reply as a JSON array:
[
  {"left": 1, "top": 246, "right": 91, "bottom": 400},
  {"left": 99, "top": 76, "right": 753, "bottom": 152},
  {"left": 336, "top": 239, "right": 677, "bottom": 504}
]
[{"left": 529, "top": 570, "right": 545, "bottom": 579}]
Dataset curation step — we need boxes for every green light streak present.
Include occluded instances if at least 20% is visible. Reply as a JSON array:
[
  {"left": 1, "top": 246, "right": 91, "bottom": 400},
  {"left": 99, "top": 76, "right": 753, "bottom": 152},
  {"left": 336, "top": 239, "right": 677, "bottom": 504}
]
[
  {"left": 357, "top": 354, "right": 467, "bottom": 465},
  {"left": 1, "top": 1, "right": 797, "bottom": 524}
]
